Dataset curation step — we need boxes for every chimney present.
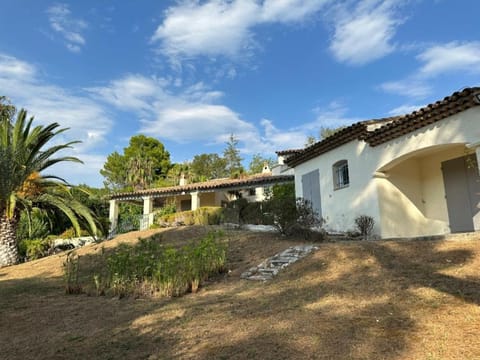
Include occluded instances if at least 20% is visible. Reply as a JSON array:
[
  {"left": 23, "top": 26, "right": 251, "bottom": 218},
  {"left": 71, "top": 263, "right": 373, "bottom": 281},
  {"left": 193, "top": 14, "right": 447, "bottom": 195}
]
[
  {"left": 179, "top": 172, "right": 188, "bottom": 186},
  {"left": 262, "top": 162, "right": 271, "bottom": 174}
]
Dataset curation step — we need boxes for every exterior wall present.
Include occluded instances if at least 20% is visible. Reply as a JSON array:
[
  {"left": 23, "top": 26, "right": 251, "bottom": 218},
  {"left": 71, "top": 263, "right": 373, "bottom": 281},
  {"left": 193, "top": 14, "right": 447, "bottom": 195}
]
[
  {"left": 174, "top": 194, "right": 191, "bottom": 211},
  {"left": 293, "top": 107, "right": 480, "bottom": 238},
  {"left": 294, "top": 141, "right": 382, "bottom": 236},
  {"left": 199, "top": 192, "right": 218, "bottom": 207},
  {"left": 240, "top": 187, "right": 270, "bottom": 202},
  {"left": 375, "top": 147, "right": 466, "bottom": 238},
  {"left": 215, "top": 191, "right": 230, "bottom": 205}
]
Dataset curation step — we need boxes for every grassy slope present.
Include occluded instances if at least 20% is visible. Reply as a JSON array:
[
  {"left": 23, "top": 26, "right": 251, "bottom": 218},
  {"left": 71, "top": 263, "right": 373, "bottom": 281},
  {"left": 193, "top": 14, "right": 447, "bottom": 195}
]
[{"left": 1, "top": 226, "right": 479, "bottom": 360}]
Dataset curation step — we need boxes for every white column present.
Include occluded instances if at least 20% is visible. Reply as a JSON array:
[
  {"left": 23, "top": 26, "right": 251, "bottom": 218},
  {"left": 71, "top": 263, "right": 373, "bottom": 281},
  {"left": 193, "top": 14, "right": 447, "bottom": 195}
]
[
  {"left": 109, "top": 199, "right": 119, "bottom": 235},
  {"left": 191, "top": 191, "right": 200, "bottom": 210},
  {"left": 142, "top": 196, "right": 154, "bottom": 230}
]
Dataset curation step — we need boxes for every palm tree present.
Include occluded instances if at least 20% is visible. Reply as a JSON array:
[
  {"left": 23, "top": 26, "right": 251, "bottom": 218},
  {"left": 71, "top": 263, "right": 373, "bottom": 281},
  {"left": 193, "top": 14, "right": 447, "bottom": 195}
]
[{"left": 0, "top": 108, "right": 97, "bottom": 267}]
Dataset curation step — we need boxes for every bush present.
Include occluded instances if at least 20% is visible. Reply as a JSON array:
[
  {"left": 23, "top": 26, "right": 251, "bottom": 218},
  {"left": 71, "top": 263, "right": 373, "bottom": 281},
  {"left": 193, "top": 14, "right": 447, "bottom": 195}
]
[
  {"left": 193, "top": 207, "right": 224, "bottom": 225},
  {"left": 59, "top": 227, "right": 90, "bottom": 239},
  {"left": 156, "top": 207, "right": 224, "bottom": 227},
  {"left": 157, "top": 201, "right": 176, "bottom": 217},
  {"left": 18, "top": 238, "right": 52, "bottom": 261},
  {"left": 264, "top": 190, "right": 324, "bottom": 239},
  {"left": 16, "top": 210, "right": 50, "bottom": 241},
  {"left": 79, "top": 231, "right": 227, "bottom": 298},
  {"left": 355, "top": 215, "right": 375, "bottom": 240},
  {"left": 225, "top": 198, "right": 272, "bottom": 225}
]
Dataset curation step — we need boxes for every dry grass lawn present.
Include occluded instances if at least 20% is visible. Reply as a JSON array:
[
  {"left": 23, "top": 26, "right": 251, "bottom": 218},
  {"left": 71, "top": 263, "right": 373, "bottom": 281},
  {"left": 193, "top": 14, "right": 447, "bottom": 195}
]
[{"left": 1, "top": 226, "right": 479, "bottom": 359}]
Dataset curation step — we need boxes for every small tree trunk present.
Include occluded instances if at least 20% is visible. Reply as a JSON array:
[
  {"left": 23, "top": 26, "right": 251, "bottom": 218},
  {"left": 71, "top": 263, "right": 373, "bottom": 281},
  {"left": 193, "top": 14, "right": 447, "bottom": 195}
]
[{"left": 0, "top": 215, "right": 19, "bottom": 267}]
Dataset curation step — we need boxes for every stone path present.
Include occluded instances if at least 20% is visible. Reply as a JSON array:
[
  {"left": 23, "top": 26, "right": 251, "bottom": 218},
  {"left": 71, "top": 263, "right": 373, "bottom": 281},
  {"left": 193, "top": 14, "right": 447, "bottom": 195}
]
[{"left": 241, "top": 244, "right": 318, "bottom": 281}]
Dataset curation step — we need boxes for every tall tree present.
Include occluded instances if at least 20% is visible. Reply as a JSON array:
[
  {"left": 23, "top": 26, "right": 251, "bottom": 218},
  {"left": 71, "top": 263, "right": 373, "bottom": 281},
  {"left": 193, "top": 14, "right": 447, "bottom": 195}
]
[
  {"left": 164, "top": 162, "right": 190, "bottom": 187},
  {"left": 248, "top": 154, "right": 276, "bottom": 174},
  {"left": 190, "top": 153, "right": 228, "bottom": 181},
  {"left": 304, "top": 135, "right": 317, "bottom": 147},
  {"left": 101, "top": 135, "right": 171, "bottom": 190},
  {"left": 319, "top": 126, "right": 346, "bottom": 140},
  {"left": 223, "top": 134, "right": 244, "bottom": 177},
  {"left": 0, "top": 106, "right": 97, "bottom": 267},
  {"left": 127, "top": 156, "right": 154, "bottom": 190}
]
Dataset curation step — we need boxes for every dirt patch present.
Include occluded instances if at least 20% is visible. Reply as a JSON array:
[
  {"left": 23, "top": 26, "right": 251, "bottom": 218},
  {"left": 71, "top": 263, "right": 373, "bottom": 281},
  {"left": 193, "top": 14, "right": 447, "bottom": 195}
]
[{"left": 1, "top": 227, "right": 479, "bottom": 359}]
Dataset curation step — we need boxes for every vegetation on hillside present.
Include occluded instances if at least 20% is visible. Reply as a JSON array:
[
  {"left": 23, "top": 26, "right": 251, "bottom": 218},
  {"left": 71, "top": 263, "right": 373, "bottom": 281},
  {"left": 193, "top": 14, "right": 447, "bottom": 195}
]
[
  {"left": 64, "top": 230, "right": 226, "bottom": 298},
  {"left": 0, "top": 98, "right": 98, "bottom": 267}
]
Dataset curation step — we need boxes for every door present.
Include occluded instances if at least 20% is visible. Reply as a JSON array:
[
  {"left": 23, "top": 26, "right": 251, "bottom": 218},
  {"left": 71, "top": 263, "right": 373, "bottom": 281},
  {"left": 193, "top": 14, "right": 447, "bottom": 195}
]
[
  {"left": 301, "top": 169, "right": 322, "bottom": 218},
  {"left": 442, "top": 155, "right": 480, "bottom": 232}
]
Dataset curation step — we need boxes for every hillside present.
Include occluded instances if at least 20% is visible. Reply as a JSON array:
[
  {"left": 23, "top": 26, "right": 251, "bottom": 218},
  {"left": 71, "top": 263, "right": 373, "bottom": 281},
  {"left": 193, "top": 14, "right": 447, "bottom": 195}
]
[{"left": 1, "top": 226, "right": 479, "bottom": 359}]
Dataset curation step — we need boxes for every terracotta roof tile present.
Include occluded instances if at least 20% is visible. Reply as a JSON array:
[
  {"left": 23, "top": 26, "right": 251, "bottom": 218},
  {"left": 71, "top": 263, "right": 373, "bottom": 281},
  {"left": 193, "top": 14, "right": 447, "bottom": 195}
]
[
  {"left": 275, "top": 149, "right": 303, "bottom": 156},
  {"left": 365, "top": 87, "right": 480, "bottom": 146},
  {"left": 285, "top": 119, "right": 393, "bottom": 167},
  {"left": 285, "top": 87, "right": 480, "bottom": 167},
  {"left": 110, "top": 173, "right": 294, "bottom": 201}
]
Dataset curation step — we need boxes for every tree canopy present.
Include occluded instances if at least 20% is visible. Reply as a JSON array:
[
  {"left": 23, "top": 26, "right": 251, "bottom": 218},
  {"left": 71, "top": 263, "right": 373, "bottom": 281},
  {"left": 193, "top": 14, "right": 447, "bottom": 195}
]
[
  {"left": 223, "top": 134, "right": 244, "bottom": 177},
  {"left": 248, "top": 154, "right": 275, "bottom": 174},
  {"left": 190, "top": 153, "right": 228, "bottom": 182},
  {"left": 0, "top": 102, "right": 98, "bottom": 267},
  {"left": 319, "top": 126, "right": 346, "bottom": 140},
  {"left": 101, "top": 135, "right": 171, "bottom": 190}
]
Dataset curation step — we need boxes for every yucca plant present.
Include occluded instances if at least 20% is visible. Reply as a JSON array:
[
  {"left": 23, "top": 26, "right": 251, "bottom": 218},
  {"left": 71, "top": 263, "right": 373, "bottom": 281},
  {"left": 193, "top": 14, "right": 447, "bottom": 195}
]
[{"left": 0, "top": 104, "right": 97, "bottom": 267}]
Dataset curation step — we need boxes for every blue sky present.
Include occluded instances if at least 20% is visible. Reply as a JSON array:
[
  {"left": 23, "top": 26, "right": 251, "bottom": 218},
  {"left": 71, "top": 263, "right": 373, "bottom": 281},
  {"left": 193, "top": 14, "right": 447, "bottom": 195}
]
[{"left": 0, "top": 0, "right": 479, "bottom": 187}]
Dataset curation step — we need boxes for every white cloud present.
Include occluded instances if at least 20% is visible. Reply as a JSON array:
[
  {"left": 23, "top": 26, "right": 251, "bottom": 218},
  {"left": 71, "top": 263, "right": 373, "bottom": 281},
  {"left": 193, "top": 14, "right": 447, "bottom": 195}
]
[
  {"left": 91, "top": 74, "right": 255, "bottom": 144},
  {"left": 88, "top": 74, "right": 165, "bottom": 113},
  {"left": 143, "top": 104, "right": 256, "bottom": 143},
  {"left": 417, "top": 41, "right": 480, "bottom": 76},
  {"left": 379, "top": 41, "right": 480, "bottom": 99},
  {"left": 308, "top": 101, "right": 361, "bottom": 129},
  {"left": 0, "top": 54, "right": 112, "bottom": 153},
  {"left": 47, "top": 3, "right": 88, "bottom": 53},
  {"left": 388, "top": 104, "right": 424, "bottom": 116},
  {"left": 152, "top": 1, "right": 258, "bottom": 60},
  {"left": 0, "top": 54, "right": 36, "bottom": 78},
  {"left": 152, "top": 0, "right": 328, "bottom": 63},
  {"left": 241, "top": 102, "right": 361, "bottom": 155},
  {"left": 91, "top": 73, "right": 335, "bottom": 155},
  {"left": 260, "top": 0, "right": 327, "bottom": 22},
  {"left": 329, "top": 0, "right": 402, "bottom": 65},
  {"left": 380, "top": 80, "right": 432, "bottom": 98}
]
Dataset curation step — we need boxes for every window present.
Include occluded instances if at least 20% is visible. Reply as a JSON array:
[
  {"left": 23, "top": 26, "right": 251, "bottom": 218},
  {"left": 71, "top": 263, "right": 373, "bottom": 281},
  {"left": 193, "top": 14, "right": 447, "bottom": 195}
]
[
  {"left": 333, "top": 160, "right": 349, "bottom": 189},
  {"left": 249, "top": 188, "right": 256, "bottom": 196}
]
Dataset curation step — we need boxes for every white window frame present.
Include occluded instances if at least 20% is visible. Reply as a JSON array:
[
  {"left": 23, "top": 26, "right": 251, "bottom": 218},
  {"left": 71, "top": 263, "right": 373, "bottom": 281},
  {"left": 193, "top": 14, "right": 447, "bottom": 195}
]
[{"left": 333, "top": 160, "right": 349, "bottom": 190}]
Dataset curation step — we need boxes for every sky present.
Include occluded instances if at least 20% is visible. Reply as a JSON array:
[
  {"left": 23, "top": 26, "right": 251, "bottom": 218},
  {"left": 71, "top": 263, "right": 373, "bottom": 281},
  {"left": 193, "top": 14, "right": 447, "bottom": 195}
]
[{"left": 0, "top": 0, "right": 479, "bottom": 187}]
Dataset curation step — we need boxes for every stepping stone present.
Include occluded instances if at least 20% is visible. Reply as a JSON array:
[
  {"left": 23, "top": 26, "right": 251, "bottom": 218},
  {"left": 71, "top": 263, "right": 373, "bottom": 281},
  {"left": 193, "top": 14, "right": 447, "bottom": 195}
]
[{"left": 241, "top": 244, "right": 318, "bottom": 281}]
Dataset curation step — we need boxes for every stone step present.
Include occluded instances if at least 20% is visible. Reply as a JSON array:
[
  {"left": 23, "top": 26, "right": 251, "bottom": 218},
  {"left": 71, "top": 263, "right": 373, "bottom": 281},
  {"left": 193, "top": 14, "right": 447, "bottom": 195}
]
[{"left": 241, "top": 244, "right": 318, "bottom": 281}]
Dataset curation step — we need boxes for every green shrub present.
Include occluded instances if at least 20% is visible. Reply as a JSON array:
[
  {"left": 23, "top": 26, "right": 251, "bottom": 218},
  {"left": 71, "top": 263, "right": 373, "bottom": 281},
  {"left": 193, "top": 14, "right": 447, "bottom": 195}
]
[
  {"left": 193, "top": 207, "right": 223, "bottom": 225},
  {"left": 158, "top": 201, "right": 176, "bottom": 217},
  {"left": 226, "top": 199, "right": 271, "bottom": 225},
  {"left": 18, "top": 238, "right": 52, "bottom": 261},
  {"left": 58, "top": 227, "right": 90, "bottom": 239},
  {"left": 77, "top": 231, "right": 227, "bottom": 298},
  {"left": 16, "top": 210, "right": 50, "bottom": 241},
  {"left": 157, "top": 207, "right": 224, "bottom": 226},
  {"left": 264, "top": 191, "right": 324, "bottom": 238}
]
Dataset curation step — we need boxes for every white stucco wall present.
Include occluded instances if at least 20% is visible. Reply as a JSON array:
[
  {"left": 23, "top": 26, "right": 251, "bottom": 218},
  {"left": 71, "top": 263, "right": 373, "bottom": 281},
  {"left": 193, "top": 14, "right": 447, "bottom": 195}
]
[
  {"left": 295, "top": 140, "right": 383, "bottom": 236},
  {"left": 293, "top": 107, "right": 480, "bottom": 238}
]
